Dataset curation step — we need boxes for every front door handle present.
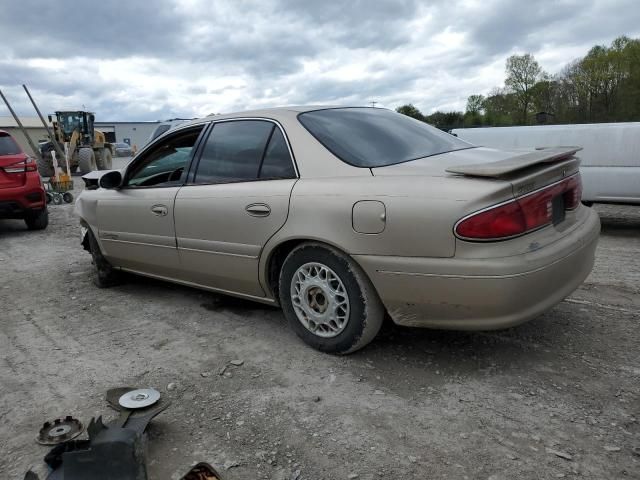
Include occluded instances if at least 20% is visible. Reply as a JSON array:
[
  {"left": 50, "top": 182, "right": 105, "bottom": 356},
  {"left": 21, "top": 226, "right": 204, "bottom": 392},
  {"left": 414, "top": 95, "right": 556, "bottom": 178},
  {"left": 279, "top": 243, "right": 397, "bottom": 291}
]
[
  {"left": 245, "top": 203, "right": 271, "bottom": 217},
  {"left": 151, "top": 204, "right": 168, "bottom": 216}
]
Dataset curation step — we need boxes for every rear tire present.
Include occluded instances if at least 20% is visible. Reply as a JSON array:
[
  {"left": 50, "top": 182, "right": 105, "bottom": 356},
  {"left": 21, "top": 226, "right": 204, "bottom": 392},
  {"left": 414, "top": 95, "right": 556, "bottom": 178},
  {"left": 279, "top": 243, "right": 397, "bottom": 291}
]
[
  {"left": 279, "top": 243, "right": 384, "bottom": 354},
  {"left": 24, "top": 208, "right": 48, "bottom": 230},
  {"left": 98, "top": 148, "right": 113, "bottom": 170},
  {"left": 36, "top": 153, "right": 54, "bottom": 178},
  {"left": 78, "top": 148, "right": 97, "bottom": 174},
  {"left": 87, "top": 229, "right": 122, "bottom": 288}
]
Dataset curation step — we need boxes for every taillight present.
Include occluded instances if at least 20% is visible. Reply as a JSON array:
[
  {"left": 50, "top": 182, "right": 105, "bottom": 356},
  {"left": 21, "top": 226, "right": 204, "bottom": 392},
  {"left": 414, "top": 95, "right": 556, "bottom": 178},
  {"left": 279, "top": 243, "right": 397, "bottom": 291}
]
[
  {"left": 563, "top": 175, "right": 582, "bottom": 210},
  {"left": 455, "top": 174, "right": 582, "bottom": 241},
  {"left": 3, "top": 157, "right": 37, "bottom": 173}
]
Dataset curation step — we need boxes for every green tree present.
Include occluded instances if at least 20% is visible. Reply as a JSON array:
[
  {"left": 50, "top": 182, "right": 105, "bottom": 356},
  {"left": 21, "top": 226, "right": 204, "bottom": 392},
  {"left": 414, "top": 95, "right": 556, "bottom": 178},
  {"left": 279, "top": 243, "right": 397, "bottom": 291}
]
[
  {"left": 531, "top": 74, "right": 560, "bottom": 115},
  {"left": 482, "top": 88, "right": 518, "bottom": 126},
  {"left": 395, "top": 104, "right": 425, "bottom": 121},
  {"left": 465, "top": 94, "right": 485, "bottom": 114},
  {"left": 424, "top": 111, "right": 464, "bottom": 131},
  {"left": 464, "top": 94, "right": 485, "bottom": 127},
  {"left": 505, "top": 53, "right": 542, "bottom": 124}
]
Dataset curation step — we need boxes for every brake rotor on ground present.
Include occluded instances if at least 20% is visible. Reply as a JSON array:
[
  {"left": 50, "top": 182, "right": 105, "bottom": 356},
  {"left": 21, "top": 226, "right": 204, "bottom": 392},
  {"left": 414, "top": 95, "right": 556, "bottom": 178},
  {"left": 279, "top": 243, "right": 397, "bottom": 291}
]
[
  {"left": 118, "top": 388, "right": 161, "bottom": 409},
  {"left": 36, "top": 416, "right": 84, "bottom": 445}
]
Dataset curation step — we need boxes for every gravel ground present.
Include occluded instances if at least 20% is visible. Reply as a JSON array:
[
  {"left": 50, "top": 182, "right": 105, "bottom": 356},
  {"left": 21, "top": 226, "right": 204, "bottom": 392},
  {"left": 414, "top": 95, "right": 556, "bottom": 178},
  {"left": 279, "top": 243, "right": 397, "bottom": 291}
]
[{"left": 0, "top": 176, "right": 638, "bottom": 479}]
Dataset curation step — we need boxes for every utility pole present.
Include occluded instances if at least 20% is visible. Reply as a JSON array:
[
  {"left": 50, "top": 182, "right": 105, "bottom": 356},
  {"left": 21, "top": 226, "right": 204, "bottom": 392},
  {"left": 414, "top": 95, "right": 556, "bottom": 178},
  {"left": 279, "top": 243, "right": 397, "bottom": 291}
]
[
  {"left": 23, "top": 84, "right": 66, "bottom": 161},
  {"left": 370, "top": 101, "right": 377, "bottom": 108},
  {"left": 0, "top": 88, "right": 42, "bottom": 159}
]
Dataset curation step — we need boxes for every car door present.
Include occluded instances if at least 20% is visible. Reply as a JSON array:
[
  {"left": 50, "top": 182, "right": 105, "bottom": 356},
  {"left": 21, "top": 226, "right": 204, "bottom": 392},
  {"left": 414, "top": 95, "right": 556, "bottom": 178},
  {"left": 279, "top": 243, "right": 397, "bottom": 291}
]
[
  {"left": 96, "top": 124, "right": 206, "bottom": 278},
  {"left": 174, "top": 119, "right": 298, "bottom": 298}
]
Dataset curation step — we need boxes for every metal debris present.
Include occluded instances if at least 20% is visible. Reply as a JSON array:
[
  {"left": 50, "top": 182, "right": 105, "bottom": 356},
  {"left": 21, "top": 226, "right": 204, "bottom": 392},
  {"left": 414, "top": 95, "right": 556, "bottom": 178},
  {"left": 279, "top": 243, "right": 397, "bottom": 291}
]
[
  {"left": 36, "top": 416, "right": 84, "bottom": 445},
  {"left": 118, "top": 388, "right": 161, "bottom": 409}
]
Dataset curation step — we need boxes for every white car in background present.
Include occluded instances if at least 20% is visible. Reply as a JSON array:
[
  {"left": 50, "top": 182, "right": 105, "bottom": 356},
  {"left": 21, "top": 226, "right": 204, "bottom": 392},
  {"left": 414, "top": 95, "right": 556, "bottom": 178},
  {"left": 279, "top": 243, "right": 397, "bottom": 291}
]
[{"left": 452, "top": 122, "right": 640, "bottom": 206}]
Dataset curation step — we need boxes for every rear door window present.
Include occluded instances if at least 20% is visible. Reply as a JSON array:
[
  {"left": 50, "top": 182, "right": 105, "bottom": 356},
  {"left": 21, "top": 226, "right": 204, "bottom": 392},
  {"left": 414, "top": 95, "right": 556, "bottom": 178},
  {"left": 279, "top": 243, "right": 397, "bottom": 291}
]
[
  {"left": 194, "top": 120, "right": 274, "bottom": 184},
  {"left": 259, "top": 128, "right": 296, "bottom": 179}
]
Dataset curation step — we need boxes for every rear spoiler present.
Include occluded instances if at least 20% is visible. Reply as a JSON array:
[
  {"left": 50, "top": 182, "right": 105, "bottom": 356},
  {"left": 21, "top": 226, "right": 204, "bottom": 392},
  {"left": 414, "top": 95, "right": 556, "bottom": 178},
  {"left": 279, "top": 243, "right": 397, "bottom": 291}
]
[{"left": 445, "top": 146, "right": 582, "bottom": 178}]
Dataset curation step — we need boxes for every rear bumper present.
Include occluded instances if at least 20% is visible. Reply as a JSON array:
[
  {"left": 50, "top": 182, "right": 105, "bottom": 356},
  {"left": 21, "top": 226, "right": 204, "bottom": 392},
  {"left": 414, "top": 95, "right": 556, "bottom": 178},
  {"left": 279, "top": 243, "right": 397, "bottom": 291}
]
[
  {"left": 354, "top": 208, "right": 600, "bottom": 330},
  {"left": 0, "top": 178, "right": 46, "bottom": 219}
]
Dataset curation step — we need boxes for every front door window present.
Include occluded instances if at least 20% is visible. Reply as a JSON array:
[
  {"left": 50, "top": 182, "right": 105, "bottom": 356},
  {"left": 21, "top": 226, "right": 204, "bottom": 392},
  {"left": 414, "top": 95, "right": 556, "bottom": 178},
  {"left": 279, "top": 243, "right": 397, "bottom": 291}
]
[{"left": 127, "top": 127, "right": 204, "bottom": 188}]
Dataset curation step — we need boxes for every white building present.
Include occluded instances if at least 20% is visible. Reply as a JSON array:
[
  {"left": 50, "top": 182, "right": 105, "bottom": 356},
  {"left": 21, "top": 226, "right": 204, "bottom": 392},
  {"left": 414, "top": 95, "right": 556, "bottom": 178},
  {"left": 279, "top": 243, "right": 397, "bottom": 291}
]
[{"left": 0, "top": 116, "right": 160, "bottom": 156}]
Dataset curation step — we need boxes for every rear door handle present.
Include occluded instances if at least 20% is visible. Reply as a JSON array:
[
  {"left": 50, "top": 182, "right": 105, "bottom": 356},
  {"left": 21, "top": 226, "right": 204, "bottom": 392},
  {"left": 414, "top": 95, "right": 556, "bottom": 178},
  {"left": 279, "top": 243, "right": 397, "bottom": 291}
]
[
  {"left": 245, "top": 203, "right": 271, "bottom": 217},
  {"left": 151, "top": 204, "right": 168, "bottom": 216}
]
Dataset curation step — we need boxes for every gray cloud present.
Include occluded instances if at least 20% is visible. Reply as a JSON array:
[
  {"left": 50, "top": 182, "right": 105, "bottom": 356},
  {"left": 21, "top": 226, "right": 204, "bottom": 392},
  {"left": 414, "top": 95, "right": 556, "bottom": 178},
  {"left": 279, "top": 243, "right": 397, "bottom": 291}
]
[{"left": 1, "top": 0, "right": 639, "bottom": 120}]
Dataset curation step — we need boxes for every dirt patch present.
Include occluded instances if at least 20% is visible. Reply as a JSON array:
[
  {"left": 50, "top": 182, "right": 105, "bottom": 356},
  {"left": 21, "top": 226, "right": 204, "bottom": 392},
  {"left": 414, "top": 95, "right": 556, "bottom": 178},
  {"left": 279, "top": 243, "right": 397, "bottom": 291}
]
[{"left": 0, "top": 197, "right": 638, "bottom": 479}]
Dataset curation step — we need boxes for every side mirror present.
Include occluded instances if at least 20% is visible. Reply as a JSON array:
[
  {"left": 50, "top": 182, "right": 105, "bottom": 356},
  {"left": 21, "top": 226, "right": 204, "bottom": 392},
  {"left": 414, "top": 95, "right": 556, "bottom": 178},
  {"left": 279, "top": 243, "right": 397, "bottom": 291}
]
[{"left": 99, "top": 170, "right": 123, "bottom": 189}]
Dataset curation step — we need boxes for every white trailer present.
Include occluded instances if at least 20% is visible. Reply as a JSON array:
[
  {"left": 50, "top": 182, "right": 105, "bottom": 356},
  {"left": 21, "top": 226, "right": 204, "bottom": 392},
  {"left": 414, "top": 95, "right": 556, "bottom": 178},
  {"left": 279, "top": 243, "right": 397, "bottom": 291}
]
[{"left": 451, "top": 123, "right": 640, "bottom": 205}]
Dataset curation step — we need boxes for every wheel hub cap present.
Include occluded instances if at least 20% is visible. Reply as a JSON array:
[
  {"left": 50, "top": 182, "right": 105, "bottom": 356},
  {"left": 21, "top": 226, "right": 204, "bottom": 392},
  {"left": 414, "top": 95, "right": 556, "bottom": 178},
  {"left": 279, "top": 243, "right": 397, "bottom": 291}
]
[{"left": 291, "top": 262, "right": 350, "bottom": 338}]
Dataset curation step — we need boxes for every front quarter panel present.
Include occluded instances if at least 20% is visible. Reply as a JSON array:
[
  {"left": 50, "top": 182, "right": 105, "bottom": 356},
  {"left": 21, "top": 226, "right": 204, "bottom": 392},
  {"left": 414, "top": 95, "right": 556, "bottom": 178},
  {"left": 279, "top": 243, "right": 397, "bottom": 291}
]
[
  {"left": 75, "top": 189, "right": 99, "bottom": 232},
  {"left": 75, "top": 189, "right": 104, "bottom": 250}
]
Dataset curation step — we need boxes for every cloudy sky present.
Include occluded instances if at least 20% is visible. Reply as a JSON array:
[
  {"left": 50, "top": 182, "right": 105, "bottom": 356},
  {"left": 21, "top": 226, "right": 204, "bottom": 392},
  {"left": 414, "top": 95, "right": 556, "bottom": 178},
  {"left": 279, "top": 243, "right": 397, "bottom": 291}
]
[{"left": 1, "top": 0, "right": 639, "bottom": 121}]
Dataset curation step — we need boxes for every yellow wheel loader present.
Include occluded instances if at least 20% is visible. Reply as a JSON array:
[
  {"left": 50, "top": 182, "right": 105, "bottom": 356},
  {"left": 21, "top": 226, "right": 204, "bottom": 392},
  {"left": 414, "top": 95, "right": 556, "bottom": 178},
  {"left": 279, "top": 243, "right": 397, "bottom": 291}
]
[{"left": 38, "top": 111, "right": 113, "bottom": 177}]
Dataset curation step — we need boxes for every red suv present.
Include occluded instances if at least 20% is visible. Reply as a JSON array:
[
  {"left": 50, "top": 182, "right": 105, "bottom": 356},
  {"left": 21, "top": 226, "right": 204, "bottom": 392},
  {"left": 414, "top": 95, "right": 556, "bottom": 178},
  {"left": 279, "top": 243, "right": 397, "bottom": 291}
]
[{"left": 0, "top": 130, "right": 48, "bottom": 230}]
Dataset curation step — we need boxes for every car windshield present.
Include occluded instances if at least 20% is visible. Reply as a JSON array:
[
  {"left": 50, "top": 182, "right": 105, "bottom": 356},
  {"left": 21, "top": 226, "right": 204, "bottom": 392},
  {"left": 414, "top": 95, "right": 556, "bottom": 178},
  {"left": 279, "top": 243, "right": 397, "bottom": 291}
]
[
  {"left": 298, "top": 107, "right": 474, "bottom": 168},
  {"left": 0, "top": 134, "right": 20, "bottom": 155}
]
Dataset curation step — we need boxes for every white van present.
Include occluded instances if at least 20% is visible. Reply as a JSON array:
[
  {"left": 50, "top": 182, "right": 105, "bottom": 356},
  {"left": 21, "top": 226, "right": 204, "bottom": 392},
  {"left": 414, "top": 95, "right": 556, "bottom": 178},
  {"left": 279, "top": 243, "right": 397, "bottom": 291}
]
[{"left": 451, "top": 123, "right": 640, "bottom": 205}]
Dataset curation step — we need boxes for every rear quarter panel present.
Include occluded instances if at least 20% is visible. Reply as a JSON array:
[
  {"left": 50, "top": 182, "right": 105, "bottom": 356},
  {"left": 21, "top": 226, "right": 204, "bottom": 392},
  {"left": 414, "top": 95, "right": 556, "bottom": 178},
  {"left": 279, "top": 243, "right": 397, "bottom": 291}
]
[{"left": 261, "top": 174, "right": 515, "bottom": 266}]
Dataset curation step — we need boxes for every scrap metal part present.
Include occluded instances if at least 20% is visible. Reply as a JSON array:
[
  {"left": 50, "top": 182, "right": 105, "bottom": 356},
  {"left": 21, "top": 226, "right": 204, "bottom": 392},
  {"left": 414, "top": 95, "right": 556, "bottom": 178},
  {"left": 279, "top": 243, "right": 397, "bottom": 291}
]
[
  {"left": 181, "top": 462, "right": 223, "bottom": 480},
  {"left": 36, "top": 416, "right": 84, "bottom": 445},
  {"left": 36, "top": 386, "right": 171, "bottom": 480},
  {"left": 118, "top": 388, "right": 161, "bottom": 410}
]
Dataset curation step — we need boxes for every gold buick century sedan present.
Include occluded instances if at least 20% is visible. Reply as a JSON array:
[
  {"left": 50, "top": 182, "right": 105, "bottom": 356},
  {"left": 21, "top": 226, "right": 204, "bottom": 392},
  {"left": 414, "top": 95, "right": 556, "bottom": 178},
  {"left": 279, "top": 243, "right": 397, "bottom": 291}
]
[{"left": 76, "top": 107, "right": 600, "bottom": 354}]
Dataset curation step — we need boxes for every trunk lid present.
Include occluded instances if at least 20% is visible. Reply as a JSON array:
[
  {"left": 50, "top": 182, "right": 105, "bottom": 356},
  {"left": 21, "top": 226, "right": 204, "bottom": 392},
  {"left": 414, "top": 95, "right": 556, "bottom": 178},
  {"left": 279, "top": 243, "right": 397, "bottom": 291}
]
[{"left": 372, "top": 146, "right": 581, "bottom": 199}]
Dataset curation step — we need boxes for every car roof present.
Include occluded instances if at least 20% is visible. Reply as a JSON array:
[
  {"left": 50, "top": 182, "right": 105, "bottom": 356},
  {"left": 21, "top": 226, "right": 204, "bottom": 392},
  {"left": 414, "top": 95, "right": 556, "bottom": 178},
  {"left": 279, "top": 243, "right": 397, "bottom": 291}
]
[{"left": 178, "top": 105, "right": 350, "bottom": 129}]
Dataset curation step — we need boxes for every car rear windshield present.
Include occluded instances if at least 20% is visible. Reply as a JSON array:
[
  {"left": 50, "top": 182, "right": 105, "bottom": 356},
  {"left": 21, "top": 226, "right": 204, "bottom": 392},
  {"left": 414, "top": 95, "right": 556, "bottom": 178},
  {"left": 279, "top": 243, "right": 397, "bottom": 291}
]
[
  {"left": 298, "top": 107, "right": 473, "bottom": 168},
  {"left": 0, "top": 134, "right": 20, "bottom": 155}
]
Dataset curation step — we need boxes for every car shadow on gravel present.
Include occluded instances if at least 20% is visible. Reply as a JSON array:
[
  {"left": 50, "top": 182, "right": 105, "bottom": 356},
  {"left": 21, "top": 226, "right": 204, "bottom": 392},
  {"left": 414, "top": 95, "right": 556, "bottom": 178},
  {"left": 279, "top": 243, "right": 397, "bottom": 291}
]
[
  {"left": 119, "top": 264, "right": 573, "bottom": 376},
  {"left": 0, "top": 219, "right": 32, "bottom": 235},
  {"left": 595, "top": 204, "right": 640, "bottom": 237},
  {"left": 599, "top": 216, "right": 640, "bottom": 237},
  {"left": 123, "top": 272, "right": 279, "bottom": 315}
]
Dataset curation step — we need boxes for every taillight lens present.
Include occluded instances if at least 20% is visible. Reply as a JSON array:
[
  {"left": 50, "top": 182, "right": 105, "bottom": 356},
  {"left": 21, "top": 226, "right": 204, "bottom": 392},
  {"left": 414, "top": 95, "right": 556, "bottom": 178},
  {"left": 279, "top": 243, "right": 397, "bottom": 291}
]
[
  {"left": 3, "top": 157, "right": 37, "bottom": 173},
  {"left": 563, "top": 175, "right": 582, "bottom": 210},
  {"left": 455, "top": 174, "right": 582, "bottom": 241}
]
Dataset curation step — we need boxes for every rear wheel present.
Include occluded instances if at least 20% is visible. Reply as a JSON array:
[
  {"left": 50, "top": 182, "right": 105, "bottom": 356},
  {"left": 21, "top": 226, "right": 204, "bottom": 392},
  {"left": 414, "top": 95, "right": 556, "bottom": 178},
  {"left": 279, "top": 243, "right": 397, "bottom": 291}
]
[
  {"left": 78, "top": 148, "right": 97, "bottom": 174},
  {"left": 279, "top": 243, "right": 384, "bottom": 354},
  {"left": 24, "top": 208, "right": 48, "bottom": 230},
  {"left": 87, "top": 229, "right": 122, "bottom": 288},
  {"left": 36, "top": 152, "right": 54, "bottom": 178},
  {"left": 98, "top": 148, "right": 113, "bottom": 170}
]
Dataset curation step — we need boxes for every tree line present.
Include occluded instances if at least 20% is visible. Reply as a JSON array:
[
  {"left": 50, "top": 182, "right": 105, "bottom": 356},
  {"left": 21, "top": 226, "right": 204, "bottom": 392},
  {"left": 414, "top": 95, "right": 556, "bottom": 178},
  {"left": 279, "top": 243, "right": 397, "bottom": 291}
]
[{"left": 396, "top": 35, "right": 640, "bottom": 130}]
